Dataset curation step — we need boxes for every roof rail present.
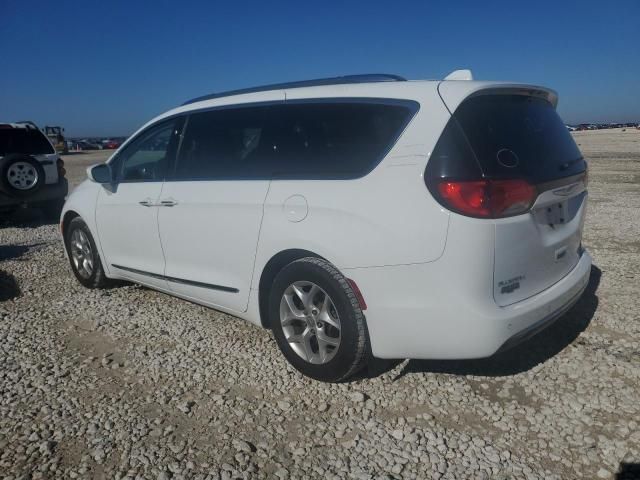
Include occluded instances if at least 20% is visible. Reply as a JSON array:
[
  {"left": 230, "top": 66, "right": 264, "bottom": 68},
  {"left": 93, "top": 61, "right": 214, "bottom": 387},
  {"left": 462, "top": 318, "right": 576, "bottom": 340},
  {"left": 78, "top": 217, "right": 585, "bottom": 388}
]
[
  {"left": 15, "top": 121, "right": 39, "bottom": 129},
  {"left": 182, "top": 74, "right": 406, "bottom": 106}
]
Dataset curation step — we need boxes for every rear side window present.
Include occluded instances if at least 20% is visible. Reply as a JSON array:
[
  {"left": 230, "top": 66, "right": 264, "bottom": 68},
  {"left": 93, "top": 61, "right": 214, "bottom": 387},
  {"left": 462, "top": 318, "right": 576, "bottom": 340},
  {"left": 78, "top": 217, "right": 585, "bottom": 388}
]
[
  {"left": 172, "top": 100, "right": 417, "bottom": 180},
  {"left": 0, "top": 128, "right": 55, "bottom": 155},
  {"left": 444, "top": 95, "right": 585, "bottom": 184},
  {"left": 267, "top": 101, "right": 417, "bottom": 179}
]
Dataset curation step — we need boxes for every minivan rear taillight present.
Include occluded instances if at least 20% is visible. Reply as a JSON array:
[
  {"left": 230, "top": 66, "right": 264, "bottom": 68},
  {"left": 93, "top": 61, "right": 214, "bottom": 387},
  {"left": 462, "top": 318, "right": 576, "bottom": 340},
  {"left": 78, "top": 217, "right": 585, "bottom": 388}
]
[{"left": 436, "top": 178, "right": 536, "bottom": 218}]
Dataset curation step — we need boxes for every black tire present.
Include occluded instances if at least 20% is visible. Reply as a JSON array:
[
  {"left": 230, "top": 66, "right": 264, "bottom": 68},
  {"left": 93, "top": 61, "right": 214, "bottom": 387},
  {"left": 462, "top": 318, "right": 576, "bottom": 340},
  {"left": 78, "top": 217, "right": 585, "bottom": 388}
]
[
  {"left": 269, "top": 257, "right": 369, "bottom": 382},
  {"left": 0, "top": 207, "right": 17, "bottom": 218},
  {"left": 41, "top": 199, "right": 65, "bottom": 222},
  {"left": 64, "top": 217, "right": 110, "bottom": 289},
  {"left": 0, "top": 154, "right": 45, "bottom": 197}
]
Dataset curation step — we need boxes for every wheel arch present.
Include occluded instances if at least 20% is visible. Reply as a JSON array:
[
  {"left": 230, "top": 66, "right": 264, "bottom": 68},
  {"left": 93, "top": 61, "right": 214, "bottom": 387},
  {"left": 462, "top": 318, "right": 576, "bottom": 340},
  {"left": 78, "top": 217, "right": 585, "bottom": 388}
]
[
  {"left": 61, "top": 209, "right": 80, "bottom": 238},
  {"left": 257, "top": 248, "right": 325, "bottom": 328}
]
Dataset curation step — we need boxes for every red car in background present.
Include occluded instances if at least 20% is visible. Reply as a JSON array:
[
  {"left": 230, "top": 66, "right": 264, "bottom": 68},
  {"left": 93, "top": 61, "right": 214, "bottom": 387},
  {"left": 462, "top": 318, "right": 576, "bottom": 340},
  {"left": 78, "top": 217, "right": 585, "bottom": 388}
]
[{"left": 102, "top": 140, "right": 121, "bottom": 149}]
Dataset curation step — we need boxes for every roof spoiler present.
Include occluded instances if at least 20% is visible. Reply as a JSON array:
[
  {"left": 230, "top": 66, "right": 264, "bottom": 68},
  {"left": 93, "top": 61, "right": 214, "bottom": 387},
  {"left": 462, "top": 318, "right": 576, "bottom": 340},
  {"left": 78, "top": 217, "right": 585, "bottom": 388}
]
[{"left": 444, "top": 69, "right": 474, "bottom": 81}]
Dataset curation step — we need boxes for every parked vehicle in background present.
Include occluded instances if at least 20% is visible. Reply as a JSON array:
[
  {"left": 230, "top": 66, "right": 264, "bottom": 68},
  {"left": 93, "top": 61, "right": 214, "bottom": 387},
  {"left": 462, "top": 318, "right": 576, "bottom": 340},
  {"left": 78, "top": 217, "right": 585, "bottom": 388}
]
[
  {"left": 102, "top": 139, "right": 121, "bottom": 149},
  {"left": 74, "top": 140, "right": 104, "bottom": 150},
  {"left": 0, "top": 122, "right": 67, "bottom": 219},
  {"left": 43, "top": 125, "right": 68, "bottom": 154},
  {"left": 61, "top": 72, "right": 591, "bottom": 382}
]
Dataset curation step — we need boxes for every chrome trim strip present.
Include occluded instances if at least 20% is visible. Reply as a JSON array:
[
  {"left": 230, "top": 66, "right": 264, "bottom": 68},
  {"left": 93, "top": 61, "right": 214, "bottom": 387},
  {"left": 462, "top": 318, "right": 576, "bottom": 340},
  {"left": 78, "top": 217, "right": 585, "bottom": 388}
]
[{"left": 111, "top": 264, "right": 239, "bottom": 293}]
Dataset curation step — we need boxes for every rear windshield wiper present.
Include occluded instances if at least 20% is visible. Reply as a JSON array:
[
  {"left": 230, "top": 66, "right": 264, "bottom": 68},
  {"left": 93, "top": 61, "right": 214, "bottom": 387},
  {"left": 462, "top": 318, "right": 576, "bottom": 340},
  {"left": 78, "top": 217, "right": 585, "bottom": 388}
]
[{"left": 559, "top": 156, "right": 584, "bottom": 171}]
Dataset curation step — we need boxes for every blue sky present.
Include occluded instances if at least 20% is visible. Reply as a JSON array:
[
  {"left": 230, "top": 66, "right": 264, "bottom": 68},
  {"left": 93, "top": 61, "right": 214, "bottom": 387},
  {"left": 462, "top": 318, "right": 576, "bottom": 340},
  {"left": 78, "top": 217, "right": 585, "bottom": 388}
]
[{"left": 2, "top": 0, "right": 639, "bottom": 137}]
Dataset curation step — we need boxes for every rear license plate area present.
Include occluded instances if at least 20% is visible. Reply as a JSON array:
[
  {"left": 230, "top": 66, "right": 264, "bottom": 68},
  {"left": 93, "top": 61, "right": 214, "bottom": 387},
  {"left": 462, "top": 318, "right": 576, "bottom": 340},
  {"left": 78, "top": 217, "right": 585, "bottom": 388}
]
[{"left": 545, "top": 201, "right": 568, "bottom": 227}]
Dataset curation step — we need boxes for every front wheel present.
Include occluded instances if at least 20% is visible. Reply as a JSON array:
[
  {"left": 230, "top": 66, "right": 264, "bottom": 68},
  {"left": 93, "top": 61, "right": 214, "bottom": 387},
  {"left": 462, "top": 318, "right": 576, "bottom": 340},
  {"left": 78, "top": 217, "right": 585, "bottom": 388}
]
[
  {"left": 64, "top": 217, "right": 110, "bottom": 289},
  {"left": 269, "top": 257, "right": 369, "bottom": 382}
]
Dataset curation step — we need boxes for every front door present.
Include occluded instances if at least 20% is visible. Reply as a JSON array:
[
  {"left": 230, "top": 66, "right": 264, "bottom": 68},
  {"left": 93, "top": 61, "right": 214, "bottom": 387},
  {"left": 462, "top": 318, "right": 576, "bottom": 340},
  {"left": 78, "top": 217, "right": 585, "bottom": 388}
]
[
  {"left": 157, "top": 102, "right": 280, "bottom": 312},
  {"left": 96, "top": 118, "right": 183, "bottom": 289}
]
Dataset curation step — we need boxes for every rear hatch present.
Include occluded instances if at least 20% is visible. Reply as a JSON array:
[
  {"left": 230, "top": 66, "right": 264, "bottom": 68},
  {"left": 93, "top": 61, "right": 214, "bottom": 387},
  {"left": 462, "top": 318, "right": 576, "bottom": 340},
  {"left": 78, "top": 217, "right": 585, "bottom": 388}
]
[
  {"left": 0, "top": 124, "right": 59, "bottom": 184},
  {"left": 433, "top": 84, "right": 587, "bottom": 306}
]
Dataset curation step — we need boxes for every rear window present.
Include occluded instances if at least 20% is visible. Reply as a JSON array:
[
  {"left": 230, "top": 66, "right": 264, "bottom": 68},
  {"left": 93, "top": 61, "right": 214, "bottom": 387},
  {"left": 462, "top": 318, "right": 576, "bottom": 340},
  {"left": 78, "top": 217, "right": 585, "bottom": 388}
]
[
  {"left": 171, "top": 100, "right": 417, "bottom": 181},
  {"left": 0, "top": 128, "right": 55, "bottom": 156},
  {"left": 452, "top": 94, "right": 585, "bottom": 184}
]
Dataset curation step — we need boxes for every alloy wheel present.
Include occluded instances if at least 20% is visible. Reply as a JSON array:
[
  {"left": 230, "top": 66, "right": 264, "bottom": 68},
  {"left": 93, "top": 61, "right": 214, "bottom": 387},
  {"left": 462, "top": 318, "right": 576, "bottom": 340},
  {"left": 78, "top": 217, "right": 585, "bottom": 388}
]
[
  {"left": 70, "top": 229, "right": 94, "bottom": 279},
  {"left": 279, "top": 281, "right": 341, "bottom": 364}
]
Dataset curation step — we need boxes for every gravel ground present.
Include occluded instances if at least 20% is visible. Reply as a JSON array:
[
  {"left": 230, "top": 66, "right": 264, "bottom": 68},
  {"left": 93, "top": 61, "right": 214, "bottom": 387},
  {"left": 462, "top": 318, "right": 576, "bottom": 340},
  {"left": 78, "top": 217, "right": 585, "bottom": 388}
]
[{"left": 1, "top": 130, "right": 639, "bottom": 479}]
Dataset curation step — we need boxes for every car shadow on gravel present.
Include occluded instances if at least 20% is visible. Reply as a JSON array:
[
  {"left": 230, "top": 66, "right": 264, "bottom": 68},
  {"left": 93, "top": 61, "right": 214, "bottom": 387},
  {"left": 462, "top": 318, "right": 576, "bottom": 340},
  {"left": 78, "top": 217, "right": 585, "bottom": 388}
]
[
  {"left": 617, "top": 463, "right": 640, "bottom": 479},
  {"left": 388, "top": 265, "right": 602, "bottom": 380},
  {"left": 0, "top": 270, "right": 20, "bottom": 301},
  {"left": 0, "top": 242, "right": 49, "bottom": 262},
  {"left": 0, "top": 207, "right": 58, "bottom": 228}
]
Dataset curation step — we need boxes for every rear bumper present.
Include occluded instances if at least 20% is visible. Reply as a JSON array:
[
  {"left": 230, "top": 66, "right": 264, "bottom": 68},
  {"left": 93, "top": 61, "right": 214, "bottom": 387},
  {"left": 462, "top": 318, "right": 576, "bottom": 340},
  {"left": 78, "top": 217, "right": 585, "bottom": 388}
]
[
  {"left": 343, "top": 249, "right": 592, "bottom": 359},
  {"left": 493, "top": 265, "right": 588, "bottom": 354},
  {"left": 0, "top": 179, "right": 68, "bottom": 208}
]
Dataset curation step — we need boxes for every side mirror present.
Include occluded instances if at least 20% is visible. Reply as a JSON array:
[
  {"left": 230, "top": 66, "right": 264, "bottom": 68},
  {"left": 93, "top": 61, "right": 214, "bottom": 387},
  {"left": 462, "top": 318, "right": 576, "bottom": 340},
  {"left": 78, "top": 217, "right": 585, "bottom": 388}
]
[{"left": 87, "top": 163, "right": 113, "bottom": 183}]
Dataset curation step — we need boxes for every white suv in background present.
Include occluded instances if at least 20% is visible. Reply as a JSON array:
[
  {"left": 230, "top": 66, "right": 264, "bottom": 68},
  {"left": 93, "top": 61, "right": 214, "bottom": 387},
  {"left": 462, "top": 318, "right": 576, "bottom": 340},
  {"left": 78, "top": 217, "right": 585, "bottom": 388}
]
[
  {"left": 1, "top": 122, "right": 67, "bottom": 219},
  {"left": 61, "top": 71, "right": 591, "bottom": 382}
]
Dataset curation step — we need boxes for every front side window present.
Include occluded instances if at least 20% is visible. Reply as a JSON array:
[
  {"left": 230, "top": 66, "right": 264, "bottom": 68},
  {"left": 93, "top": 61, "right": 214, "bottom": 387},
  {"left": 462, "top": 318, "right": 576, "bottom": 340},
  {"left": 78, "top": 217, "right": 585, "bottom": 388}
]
[{"left": 116, "top": 119, "right": 181, "bottom": 182}]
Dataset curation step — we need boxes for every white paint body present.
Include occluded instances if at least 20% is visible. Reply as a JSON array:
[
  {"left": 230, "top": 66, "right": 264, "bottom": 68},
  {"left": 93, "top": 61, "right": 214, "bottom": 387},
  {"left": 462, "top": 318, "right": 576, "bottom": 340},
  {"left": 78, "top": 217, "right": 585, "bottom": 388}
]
[{"left": 62, "top": 78, "right": 591, "bottom": 359}]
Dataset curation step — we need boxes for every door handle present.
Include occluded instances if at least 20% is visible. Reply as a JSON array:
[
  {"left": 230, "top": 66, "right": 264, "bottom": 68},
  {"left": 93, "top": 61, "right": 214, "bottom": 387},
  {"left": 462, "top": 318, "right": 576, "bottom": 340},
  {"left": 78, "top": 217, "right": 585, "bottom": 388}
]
[
  {"left": 139, "top": 198, "right": 155, "bottom": 207},
  {"left": 159, "top": 198, "right": 178, "bottom": 207}
]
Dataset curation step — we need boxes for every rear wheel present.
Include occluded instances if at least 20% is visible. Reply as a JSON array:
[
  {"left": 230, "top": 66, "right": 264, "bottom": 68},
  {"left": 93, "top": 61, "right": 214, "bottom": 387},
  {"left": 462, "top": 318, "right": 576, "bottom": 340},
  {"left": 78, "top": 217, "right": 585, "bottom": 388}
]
[
  {"left": 64, "top": 217, "right": 110, "bottom": 289},
  {"left": 269, "top": 257, "right": 369, "bottom": 382}
]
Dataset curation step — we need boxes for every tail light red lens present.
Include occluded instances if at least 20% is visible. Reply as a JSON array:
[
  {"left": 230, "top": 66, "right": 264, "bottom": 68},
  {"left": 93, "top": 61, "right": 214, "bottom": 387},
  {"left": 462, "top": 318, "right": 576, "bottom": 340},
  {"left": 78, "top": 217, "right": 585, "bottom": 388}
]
[
  {"left": 437, "top": 180, "right": 491, "bottom": 217},
  {"left": 436, "top": 179, "right": 536, "bottom": 218}
]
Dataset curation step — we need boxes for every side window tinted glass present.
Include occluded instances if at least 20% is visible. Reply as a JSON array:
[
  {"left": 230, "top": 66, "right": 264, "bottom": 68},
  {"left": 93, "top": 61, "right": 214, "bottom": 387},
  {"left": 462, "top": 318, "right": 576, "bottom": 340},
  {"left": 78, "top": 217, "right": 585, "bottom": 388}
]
[
  {"left": 118, "top": 120, "right": 180, "bottom": 182},
  {"left": 268, "top": 102, "right": 415, "bottom": 178},
  {"left": 172, "top": 101, "right": 416, "bottom": 181},
  {"left": 175, "top": 107, "right": 273, "bottom": 180}
]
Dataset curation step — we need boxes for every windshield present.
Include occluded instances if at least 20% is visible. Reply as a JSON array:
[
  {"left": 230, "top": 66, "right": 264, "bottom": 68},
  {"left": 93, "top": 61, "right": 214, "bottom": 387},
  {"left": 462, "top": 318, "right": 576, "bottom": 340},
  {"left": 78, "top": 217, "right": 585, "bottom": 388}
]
[{"left": 0, "top": 128, "right": 55, "bottom": 156}]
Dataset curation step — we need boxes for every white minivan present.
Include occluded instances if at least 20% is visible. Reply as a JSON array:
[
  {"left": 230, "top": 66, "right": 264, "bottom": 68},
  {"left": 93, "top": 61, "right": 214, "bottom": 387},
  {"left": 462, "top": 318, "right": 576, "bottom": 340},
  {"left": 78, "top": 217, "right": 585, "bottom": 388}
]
[{"left": 61, "top": 72, "right": 591, "bottom": 382}]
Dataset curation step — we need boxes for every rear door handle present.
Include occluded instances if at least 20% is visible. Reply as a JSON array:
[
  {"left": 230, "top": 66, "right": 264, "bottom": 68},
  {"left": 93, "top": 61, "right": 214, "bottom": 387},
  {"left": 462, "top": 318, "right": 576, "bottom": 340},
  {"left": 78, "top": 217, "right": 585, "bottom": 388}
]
[
  {"left": 139, "top": 198, "right": 155, "bottom": 207},
  {"left": 159, "top": 198, "right": 178, "bottom": 207}
]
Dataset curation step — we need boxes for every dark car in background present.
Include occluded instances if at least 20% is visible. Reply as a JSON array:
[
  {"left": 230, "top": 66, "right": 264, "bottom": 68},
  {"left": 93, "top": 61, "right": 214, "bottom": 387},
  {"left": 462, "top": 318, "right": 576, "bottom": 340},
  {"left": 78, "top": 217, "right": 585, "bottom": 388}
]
[{"left": 76, "top": 140, "right": 103, "bottom": 150}]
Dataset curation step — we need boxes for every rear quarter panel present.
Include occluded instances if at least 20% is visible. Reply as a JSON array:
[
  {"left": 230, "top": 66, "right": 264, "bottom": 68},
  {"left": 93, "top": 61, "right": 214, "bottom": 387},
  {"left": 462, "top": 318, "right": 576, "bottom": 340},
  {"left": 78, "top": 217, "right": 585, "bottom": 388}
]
[{"left": 252, "top": 82, "right": 453, "bottom": 286}]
